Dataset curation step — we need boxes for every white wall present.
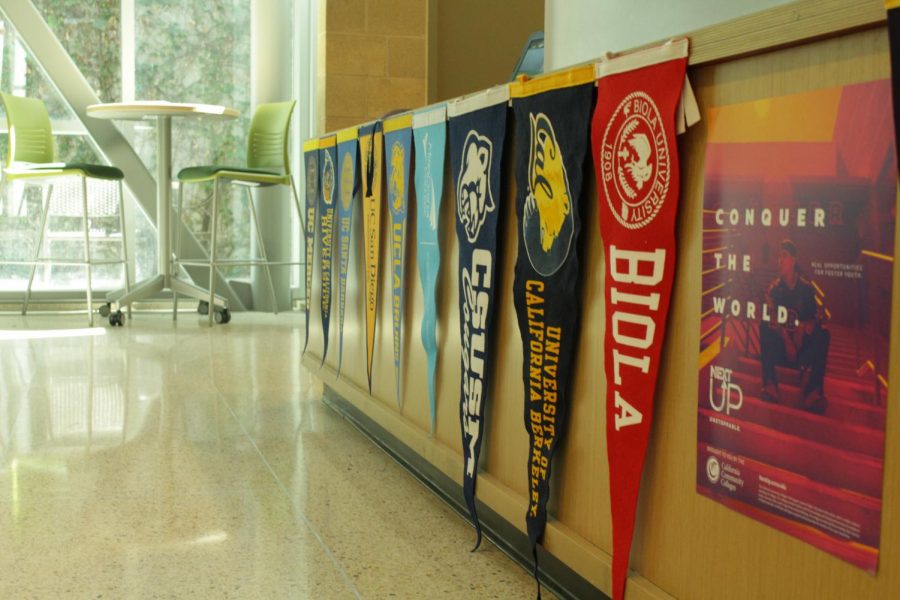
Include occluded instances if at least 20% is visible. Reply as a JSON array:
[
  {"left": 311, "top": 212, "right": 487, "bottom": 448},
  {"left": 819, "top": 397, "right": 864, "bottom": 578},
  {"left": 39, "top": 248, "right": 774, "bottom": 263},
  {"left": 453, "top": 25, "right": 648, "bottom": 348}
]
[{"left": 544, "top": 0, "right": 793, "bottom": 70}]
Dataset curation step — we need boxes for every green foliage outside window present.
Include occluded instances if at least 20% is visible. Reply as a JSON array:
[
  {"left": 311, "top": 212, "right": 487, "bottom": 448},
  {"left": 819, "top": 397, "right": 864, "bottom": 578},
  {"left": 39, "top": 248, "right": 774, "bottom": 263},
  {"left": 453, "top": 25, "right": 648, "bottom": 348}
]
[{"left": 0, "top": 0, "right": 252, "bottom": 288}]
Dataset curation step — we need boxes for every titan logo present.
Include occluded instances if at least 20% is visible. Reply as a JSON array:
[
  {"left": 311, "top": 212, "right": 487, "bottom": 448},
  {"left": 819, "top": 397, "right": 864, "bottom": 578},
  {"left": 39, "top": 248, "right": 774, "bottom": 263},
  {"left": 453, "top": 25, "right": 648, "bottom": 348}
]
[{"left": 457, "top": 130, "right": 494, "bottom": 243}]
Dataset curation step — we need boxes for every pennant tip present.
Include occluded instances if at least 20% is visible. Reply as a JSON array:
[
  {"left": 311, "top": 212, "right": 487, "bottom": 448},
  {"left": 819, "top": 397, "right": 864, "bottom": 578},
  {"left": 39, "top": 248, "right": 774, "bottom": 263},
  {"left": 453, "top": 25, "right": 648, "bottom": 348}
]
[{"left": 470, "top": 529, "right": 482, "bottom": 552}]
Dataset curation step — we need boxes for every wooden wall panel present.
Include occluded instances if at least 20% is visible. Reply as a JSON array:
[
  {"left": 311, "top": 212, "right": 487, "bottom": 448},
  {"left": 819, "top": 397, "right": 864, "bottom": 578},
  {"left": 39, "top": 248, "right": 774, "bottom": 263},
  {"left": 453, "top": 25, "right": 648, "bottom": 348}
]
[{"left": 304, "top": 15, "right": 899, "bottom": 600}]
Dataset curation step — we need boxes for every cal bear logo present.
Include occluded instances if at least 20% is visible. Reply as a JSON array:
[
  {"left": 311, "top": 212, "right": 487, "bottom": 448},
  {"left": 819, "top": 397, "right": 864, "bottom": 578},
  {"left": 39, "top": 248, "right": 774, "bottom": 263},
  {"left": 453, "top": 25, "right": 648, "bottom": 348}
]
[
  {"left": 456, "top": 130, "right": 494, "bottom": 243},
  {"left": 523, "top": 112, "right": 574, "bottom": 276},
  {"left": 322, "top": 151, "right": 335, "bottom": 206},
  {"left": 389, "top": 141, "right": 405, "bottom": 214}
]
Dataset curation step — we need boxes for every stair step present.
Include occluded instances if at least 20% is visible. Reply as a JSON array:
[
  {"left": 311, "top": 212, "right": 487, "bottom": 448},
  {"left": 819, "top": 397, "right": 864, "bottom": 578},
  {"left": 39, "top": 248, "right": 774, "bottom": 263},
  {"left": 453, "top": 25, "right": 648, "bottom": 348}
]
[{"left": 699, "top": 409, "right": 884, "bottom": 498}]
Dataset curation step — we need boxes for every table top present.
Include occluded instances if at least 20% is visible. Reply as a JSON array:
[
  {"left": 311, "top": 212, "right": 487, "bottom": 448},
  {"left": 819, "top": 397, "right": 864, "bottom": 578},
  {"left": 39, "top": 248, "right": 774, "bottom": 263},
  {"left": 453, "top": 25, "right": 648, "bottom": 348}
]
[{"left": 86, "top": 101, "right": 239, "bottom": 121}]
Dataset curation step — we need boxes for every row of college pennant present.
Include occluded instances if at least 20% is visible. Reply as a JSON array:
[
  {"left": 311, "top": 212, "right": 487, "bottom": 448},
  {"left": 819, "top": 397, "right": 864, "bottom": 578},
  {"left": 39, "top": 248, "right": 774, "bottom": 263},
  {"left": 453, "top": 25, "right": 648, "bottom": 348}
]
[{"left": 302, "top": 39, "right": 700, "bottom": 600}]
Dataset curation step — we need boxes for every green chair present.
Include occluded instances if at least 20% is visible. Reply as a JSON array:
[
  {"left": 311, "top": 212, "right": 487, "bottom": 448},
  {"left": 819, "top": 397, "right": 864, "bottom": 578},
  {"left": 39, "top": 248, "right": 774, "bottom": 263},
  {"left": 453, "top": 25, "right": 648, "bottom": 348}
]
[
  {"left": 174, "top": 100, "right": 302, "bottom": 325},
  {"left": 0, "top": 92, "right": 130, "bottom": 327}
]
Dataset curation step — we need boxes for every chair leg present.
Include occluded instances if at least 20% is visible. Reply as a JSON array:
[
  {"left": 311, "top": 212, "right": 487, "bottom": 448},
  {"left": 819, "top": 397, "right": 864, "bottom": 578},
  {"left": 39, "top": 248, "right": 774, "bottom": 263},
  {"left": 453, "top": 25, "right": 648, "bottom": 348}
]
[
  {"left": 246, "top": 186, "right": 277, "bottom": 314},
  {"left": 117, "top": 180, "right": 132, "bottom": 320},
  {"left": 289, "top": 175, "right": 304, "bottom": 230},
  {"left": 81, "top": 177, "right": 93, "bottom": 327},
  {"left": 289, "top": 176, "right": 306, "bottom": 310},
  {"left": 208, "top": 179, "right": 219, "bottom": 326},
  {"left": 173, "top": 181, "right": 185, "bottom": 320},
  {"left": 23, "top": 183, "right": 53, "bottom": 316}
]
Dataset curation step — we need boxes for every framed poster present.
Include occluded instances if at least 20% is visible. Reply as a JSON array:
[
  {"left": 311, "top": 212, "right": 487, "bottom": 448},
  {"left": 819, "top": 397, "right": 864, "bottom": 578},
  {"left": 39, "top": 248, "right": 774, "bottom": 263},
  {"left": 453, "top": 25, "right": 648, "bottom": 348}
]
[{"left": 697, "top": 80, "right": 895, "bottom": 573}]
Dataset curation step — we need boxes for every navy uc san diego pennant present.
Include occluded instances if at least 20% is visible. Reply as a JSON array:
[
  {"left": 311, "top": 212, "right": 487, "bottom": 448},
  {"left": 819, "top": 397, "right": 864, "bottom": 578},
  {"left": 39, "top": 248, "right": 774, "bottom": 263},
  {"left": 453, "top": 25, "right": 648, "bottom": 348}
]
[
  {"left": 302, "top": 138, "right": 319, "bottom": 352},
  {"left": 448, "top": 85, "right": 509, "bottom": 549},
  {"left": 510, "top": 65, "right": 596, "bottom": 595}
]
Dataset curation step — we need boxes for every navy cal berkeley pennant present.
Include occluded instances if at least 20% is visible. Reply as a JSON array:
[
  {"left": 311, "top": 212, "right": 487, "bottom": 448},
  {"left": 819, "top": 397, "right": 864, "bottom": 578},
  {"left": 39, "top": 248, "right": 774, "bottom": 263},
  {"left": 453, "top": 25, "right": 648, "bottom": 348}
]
[
  {"left": 336, "top": 126, "right": 359, "bottom": 376},
  {"left": 302, "top": 138, "right": 319, "bottom": 352},
  {"left": 510, "top": 66, "right": 595, "bottom": 590},
  {"left": 448, "top": 86, "right": 509, "bottom": 548},
  {"left": 318, "top": 135, "right": 337, "bottom": 363}
]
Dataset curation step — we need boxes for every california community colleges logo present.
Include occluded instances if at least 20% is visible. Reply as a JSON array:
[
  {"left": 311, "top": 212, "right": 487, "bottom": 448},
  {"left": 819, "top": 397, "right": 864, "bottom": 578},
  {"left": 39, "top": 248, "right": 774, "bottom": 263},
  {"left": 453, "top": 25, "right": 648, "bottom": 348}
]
[
  {"left": 457, "top": 130, "right": 494, "bottom": 243},
  {"left": 524, "top": 112, "right": 574, "bottom": 276},
  {"left": 600, "top": 91, "right": 670, "bottom": 229},
  {"left": 706, "top": 456, "right": 721, "bottom": 484},
  {"left": 322, "top": 151, "right": 335, "bottom": 206}
]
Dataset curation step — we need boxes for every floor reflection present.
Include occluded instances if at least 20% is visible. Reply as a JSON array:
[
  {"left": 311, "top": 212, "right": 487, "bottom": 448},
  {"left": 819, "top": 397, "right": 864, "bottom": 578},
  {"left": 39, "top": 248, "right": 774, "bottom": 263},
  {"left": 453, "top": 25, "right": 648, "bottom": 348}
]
[{"left": 0, "top": 312, "right": 552, "bottom": 599}]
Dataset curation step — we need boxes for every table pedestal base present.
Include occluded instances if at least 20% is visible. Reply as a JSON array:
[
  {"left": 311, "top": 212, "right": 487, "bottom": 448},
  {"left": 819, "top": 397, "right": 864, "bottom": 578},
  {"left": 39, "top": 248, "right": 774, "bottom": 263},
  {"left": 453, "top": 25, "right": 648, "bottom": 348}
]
[{"left": 106, "top": 274, "right": 227, "bottom": 322}]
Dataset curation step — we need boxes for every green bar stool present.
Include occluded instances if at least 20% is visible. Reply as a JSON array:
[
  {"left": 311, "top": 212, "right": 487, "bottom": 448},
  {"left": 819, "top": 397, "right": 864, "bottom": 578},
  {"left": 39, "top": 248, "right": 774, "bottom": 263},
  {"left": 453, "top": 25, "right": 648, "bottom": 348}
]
[
  {"left": 174, "top": 100, "right": 303, "bottom": 325},
  {"left": 0, "top": 92, "right": 131, "bottom": 327}
]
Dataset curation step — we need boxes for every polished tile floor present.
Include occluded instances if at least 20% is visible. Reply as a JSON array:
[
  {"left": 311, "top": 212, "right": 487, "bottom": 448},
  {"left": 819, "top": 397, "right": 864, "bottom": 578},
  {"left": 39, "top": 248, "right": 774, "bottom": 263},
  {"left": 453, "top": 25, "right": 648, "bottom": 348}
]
[{"left": 0, "top": 311, "right": 549, "bottom": 599}]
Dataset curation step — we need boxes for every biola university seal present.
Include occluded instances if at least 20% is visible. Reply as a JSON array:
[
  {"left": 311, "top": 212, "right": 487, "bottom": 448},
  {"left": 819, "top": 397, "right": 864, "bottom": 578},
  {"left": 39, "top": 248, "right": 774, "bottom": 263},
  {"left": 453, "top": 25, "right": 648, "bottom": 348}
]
[{"left": 600, "top": 91, "right": 670, "bottom": 230}]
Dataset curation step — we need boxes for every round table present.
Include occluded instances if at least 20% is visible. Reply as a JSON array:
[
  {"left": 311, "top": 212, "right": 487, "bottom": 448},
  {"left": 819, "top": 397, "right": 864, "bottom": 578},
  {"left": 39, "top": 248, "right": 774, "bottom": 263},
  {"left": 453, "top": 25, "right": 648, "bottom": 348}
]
[{"left": 87, "top": 101, "right": 239, "bottom": 318}]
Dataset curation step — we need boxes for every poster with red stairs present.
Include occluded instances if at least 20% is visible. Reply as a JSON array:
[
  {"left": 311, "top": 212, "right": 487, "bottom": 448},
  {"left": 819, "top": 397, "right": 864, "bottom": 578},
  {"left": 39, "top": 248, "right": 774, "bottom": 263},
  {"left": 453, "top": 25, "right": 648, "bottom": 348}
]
[{"left": 697, "top": 80, "right": 895, "bottom": 573}]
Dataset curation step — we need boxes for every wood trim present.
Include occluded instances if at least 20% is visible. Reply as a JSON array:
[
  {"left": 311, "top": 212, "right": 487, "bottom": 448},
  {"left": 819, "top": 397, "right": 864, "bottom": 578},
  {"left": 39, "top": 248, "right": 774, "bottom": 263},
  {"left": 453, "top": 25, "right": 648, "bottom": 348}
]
[{"left": 686, "top": 0, "right": 886, "bottom": 65}]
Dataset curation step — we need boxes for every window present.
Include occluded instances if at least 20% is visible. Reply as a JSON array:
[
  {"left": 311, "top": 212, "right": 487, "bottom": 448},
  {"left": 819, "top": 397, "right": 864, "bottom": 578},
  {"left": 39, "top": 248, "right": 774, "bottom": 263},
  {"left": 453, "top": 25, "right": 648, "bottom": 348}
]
[{"left": 0, "top": 1, "right": 254, "bottom": 292}]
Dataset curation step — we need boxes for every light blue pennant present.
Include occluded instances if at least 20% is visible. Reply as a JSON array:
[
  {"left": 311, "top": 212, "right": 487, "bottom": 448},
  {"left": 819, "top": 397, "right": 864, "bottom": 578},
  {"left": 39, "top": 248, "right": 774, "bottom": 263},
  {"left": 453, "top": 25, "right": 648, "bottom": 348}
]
[{"left": 413, "top": 105, "right": 447, "bottom": 433}]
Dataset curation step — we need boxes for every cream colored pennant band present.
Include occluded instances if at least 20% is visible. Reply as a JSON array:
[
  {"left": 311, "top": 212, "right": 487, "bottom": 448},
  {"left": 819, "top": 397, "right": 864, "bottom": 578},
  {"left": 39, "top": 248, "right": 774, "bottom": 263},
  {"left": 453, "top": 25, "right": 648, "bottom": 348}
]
[
  {"left": 447, "top": 84, "right": 510, "bottom": 117},
  {"left": 413, "top": 105, "right": 447, "bottom": 129},
  {"left": 595, "top": 38, "right": 689, "bottom": 79}
]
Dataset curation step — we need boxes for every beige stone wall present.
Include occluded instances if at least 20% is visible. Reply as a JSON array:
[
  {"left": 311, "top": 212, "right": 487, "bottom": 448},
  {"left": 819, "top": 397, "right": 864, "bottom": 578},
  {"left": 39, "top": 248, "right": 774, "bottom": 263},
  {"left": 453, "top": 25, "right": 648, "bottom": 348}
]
[
  {"left": 433, "top": 0, "right": 544, "bottom": 101},
  {"left": 318, "top": 0, "right": 428, "bottom": 133}
]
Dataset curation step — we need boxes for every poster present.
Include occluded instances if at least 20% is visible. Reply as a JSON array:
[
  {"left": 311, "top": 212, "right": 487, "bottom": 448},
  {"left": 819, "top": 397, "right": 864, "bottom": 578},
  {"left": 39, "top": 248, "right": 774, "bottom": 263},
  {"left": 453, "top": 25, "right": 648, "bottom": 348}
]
[
  {"left": 413, "top": 105, "right": 448, "bottom": 433},
  {"left": 698, "top": 80, "right": 895, "bottom": 573},
  {"left": 384, "top": 114, "right": 413, "bottom": 407},
  {"left": 336, "top": 126, "right": 358, "bottom": 376}
]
